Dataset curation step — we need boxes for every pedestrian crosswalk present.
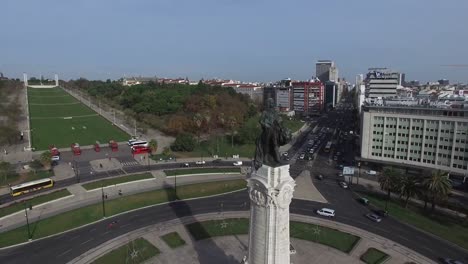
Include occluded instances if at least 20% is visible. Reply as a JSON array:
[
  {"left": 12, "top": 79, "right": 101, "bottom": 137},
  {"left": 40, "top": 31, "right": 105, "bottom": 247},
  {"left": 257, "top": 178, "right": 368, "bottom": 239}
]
[{"left": 120, "top": 160, "right": 140, "bottom": 166}]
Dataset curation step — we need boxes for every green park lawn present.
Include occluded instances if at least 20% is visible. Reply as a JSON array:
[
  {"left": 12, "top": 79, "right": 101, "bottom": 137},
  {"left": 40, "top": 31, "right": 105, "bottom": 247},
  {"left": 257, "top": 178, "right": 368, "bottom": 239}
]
[
  {"left": 361, "top": 192, "right": 468, "bottom": 250},
  {"left": 160, "top": 232, "right": 186, "bottom": 248},
  {"left": 186, "top": 219, "right": 360, "bottom": 254},
  {"left": 28, "top": 88, "right": 128, "bottom": 150},
  {"left": 164, "top": 168, "right": 241, "bottom": 176},
  {"left": 0, "top": 179, "right": 246, "bottom": 248},
  {"left": 82, "top": 173, "right": 154, "bottom": 190},
  {"left": 0, "top": 189, "right": 71, "bottom": 218},
  {"left": 282, "top": 118, "right": 305, "bottom": 133},
  {"left": 92, "top": 238, "right": 159, "bottom": 264},
  {"left": 290, "top": 221, "right": 360, "bottom": 253},
  {"left": 360, "top": 248, "right": 390, "bottom": 264}
]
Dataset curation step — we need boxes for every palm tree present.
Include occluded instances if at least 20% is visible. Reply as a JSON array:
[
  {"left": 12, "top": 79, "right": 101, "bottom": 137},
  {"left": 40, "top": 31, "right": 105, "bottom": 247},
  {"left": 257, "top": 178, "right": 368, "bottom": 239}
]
[
  {"left": 423, "top": 170, "right": 452, "bottom": 212},
  {"left": 399, "top": 175, "right": 419, "bottom": 208},
  {"left": 39, "top": 151, "right": 52, "bottom": 170},
  {"left": 378, "top": 167, "right": 400, "bottom": 211},
  {"left": 148, "top": 139, "right": 158, "bottom": 155}
]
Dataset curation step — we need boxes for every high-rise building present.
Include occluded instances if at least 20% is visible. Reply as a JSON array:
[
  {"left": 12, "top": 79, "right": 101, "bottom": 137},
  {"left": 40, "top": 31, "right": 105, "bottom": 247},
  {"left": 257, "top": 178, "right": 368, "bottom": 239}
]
[
  {"left": 365, "top": 68, "right": 400, "bottom": 99},
  {"left": 360, "top": 98, "right": 468, "bottom": 175},
  {"left": 324, "top": 81, "right": 338, "bottom": 111},
  {"left": 276, "top": 87, "right": 293, "bottom": 111},
  {"left": 316, "top": 60, "right": 338, "bottom": 83},
  {"left": 292, "top": 79, "right": 324, "bottom": 116}
]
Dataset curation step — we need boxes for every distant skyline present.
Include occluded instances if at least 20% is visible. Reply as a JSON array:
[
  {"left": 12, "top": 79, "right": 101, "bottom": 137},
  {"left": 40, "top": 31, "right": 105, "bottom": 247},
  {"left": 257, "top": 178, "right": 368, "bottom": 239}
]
[{"left": 1, "top": 0, "right": 468, "bottom": 83}]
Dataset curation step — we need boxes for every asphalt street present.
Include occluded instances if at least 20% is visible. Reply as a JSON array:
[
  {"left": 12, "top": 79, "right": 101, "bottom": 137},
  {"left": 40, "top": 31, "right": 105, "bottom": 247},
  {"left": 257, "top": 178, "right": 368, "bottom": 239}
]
[{"left": 1, "top": 98, "right": 467, "bottom": 263}]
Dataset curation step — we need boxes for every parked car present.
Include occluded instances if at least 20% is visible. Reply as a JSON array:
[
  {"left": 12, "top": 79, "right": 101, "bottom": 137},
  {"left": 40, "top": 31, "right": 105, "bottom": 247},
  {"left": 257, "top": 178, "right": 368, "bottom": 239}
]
[
  {"left": 233, "top": 161, "right": 243, "bottom": 166},
  {"left": 365, "top": 213, "right": 382, "bottom": 223},
  {"left": 181, "top": 163, "right": 190, "bottom": 167},
  {"left": 316, "top": 208, "right": 335, "bottom": 217},
  {"left": 51, "top": 156, "right": 60, "bottom": 161},
  {"left": 366, "top": 170, "right": 377, "bottom": 175},
  {"left": 339, "top": 181, "right": 348, "bottom": 189},
  {"left": 195, "top": 160, "right": 206, "bottom": 165}
]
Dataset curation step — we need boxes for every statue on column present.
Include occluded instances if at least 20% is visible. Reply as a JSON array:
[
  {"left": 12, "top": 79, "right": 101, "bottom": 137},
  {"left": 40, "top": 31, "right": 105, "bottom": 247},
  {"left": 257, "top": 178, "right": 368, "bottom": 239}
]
[{"left": 254, "top": 98, "right": 292, "bottom": 170}]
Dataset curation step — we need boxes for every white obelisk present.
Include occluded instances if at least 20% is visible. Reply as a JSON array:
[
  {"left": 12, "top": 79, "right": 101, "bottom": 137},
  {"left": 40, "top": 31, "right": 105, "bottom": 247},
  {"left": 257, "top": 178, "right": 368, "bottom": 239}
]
[{"left": 245, "top": 164, "right": 295, "bottom": 264}]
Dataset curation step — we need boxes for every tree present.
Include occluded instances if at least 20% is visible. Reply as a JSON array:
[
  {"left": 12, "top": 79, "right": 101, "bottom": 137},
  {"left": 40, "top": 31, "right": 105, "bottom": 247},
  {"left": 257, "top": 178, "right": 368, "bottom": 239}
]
[
  {"left": 378, "top": 167, "right": 400, "bottom": 211},
  {"left": 148, "top": 139, "right": 158, "bottom": 154},
  {"left": 0, "top": 161, "right": 12, "bottom": 184},
  {"left": 39, "top": 151, "right": 52, "bottom": 169},
  {"left": 398, "top": 174, "right": 419, "bottom": 208},
  {"left": 171, "top": 133, "right": 196, "bottom": 152},
  {"left": 423, "top": 170, "right": 452, "bottom": 212}
]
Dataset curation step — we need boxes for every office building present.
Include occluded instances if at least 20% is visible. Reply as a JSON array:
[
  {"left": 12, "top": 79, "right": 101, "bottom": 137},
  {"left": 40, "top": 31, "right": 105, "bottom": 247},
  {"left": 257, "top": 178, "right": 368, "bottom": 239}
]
[
  {"left": 316, "top": 60, "right": 338, "bottom": 83},
  {"left": 276, "top": 87, "right": 293, "bottom": 111},
  {"left": 324, "top": 81, "right": 338, "bottom": 110},
  {"left": 360, "top": 98, "right": 468, "bottom": 175},
  {"left": 365, "top": 68, "right": 400, "bottom": 99},
  {"left": 292, "top": 79, "right": 324, "bottom": 115}
]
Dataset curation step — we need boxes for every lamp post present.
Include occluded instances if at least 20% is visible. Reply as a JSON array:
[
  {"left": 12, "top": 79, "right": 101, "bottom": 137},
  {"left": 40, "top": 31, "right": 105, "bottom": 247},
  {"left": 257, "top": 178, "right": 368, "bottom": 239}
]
[
  {"left": 24, "top": 203, "right": 31, "bottom": 241},
  {"left": 357, "top": 162, "right": 361, "bottom": 185},
  {"left": 101, "top": 186, "right": 106, "bottom": 218},
  {"left": 174, "top": 171, "right": 177, "bottom": 199}
]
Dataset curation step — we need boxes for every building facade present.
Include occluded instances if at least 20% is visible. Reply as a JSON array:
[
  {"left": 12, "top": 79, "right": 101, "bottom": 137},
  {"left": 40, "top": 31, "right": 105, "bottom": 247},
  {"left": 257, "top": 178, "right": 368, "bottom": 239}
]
[
  {"left": 361, "top": 102, "right": 468, "bottom": 175},
  {"left": 316, "top": 60, "right": 338, "bottom": 83},
  {"left": 276, "top": 87, "right": 293, "bottom": 111},
  {"left": 292, "top": 80, "right": 324, "bottom": 115},
  {"left": 365, "top": 68, "right": 400, "bottom": 99}
]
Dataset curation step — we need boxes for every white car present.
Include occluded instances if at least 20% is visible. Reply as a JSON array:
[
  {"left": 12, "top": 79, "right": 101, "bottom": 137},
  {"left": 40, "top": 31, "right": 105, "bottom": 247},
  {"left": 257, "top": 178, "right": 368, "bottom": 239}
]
[
  {"left": 195, "top": 160, "right": 206, "bottom": 165},
  {"left": 127, "top": 139, "right": 137, "bottom": 146},
  {"left": 51, "top": 156, "right": 60, "bottom": 161},
  {"left": 233, "top": 161, "right": 243, "bottom": 166},
  {"left": 316, "top": 208, "right": 335, "bottom": 217},
  {"left": 366, "top": 170, "right": 377, "bottom": 175},
  {"left": 339, "top": 181, "right": 348, "bottom": 189}
]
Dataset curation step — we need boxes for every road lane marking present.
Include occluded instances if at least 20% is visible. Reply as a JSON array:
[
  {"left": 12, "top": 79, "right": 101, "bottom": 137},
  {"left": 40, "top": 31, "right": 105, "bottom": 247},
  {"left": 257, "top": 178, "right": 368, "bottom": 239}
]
[
  {"left": 103, "top": 231, "right": 110, "bottom": 235},
  {"left": 80, "top": 238, "right": 94, "bottom": 245},
  {"left": 56, "top": 249, "right": 72, "bottom": 258},
  {"left": 121, "top": 223, "right": 131, "bottom": 228},
  {"left": 89, "top": 228, "right": 96, "bottom": 232},
  {"left": 70, "top": 235, "right": 80, "bottom": 241}
]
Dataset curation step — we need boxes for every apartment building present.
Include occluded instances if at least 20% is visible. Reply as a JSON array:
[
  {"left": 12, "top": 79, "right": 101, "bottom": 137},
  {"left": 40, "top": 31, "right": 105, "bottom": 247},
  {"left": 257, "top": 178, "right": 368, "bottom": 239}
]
[
  {"left": 360, "top": 99, "right": 468, "bottom": 175},
  {"left": 292, "top": 79, "right": 324, "bottom": 115}
]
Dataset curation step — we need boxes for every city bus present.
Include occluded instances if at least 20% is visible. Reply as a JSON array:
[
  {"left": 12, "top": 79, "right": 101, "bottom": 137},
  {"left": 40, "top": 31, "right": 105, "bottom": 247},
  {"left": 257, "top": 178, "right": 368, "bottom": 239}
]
[
  {"left": 10, "top": 178, "right": 54, "bottom": 196},
  {"left": 324, "top": 141, "right": 332, "bottom": 153}
]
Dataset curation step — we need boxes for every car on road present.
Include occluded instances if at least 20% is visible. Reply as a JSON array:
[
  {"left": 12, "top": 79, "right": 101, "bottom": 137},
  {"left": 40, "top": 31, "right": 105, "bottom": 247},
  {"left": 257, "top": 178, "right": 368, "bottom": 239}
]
[
  {"left": 339, "top": 181, "right": 348, "bottom": 189},
  {"left": 195, "top": 160, "right": 206, "bottom": 165},
  {"left": 181, "top": 163, "right": 190, "bottom": 167},
  {"left": 365, "top": 213, "right": 382, "bottom": 223},
  {"left": 51, "top": 156, "right": 60, "bottom": 161},
  {"left": 337, "top": 172, "right": 343, "bottom": 177},
  {"left": 316, "top": 208, "right": 335, "bottom": 217},
  {"left": 439, "top": 258, "right": 465, "bottom": 264},
  {"left": 299, "top": 153, "right": 305, "bottom": 160},
  {"left": 359, "top": 197, "right": 369, "bottom": 205},
  {"left": 333, "top": 155, "right": 338, "bottom": 161},
  {"left": 282, "top": 152, "right": 289, "bottom": 157},
  {"left": 212, "top": 159, "right": 222, "bottom": 163},
  {"left": 373, "top": 209, "right": 388, "bottom": 217},
  {"left": 317, "top": 174, "right": 324, "bottom": 180},
  {"left": 233, "top": 161, "right": 243, "bottom": 166},
  {"left": 366, "top": 170, "right": 377, "bottom": 175}
]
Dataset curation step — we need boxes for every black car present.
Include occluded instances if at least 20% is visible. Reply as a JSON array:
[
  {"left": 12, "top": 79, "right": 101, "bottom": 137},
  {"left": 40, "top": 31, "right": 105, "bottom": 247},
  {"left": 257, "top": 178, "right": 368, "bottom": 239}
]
[
  {"left": 373, "top": 209, "right": 388, "bottom": 217},
  {"left": 316, "top": 175, "right": 324, "bottom": 180},
  {"left": 212, "top": 159, "right": 222, "bottom": 164}
]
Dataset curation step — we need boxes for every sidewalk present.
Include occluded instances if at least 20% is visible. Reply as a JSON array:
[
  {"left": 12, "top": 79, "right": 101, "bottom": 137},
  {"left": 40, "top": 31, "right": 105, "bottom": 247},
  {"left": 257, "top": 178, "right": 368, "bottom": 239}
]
[
  {"left": 0, "top": 173, "right": 244, "bottom": 233},
  {"left": 70, "top": 211, "right": 435, "bottom": 264}
]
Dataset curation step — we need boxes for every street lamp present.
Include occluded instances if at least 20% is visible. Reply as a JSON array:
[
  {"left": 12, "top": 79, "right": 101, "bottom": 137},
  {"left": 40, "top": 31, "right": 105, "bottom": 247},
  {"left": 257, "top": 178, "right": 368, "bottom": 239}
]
[
  {"left": 174, "top": 171, "right": 177, "bottom": 199},
  {"left": 24, "top": 203, "right": 32, "bottom": 241},
  {"left": 357, "top": 162, "right": 361, "bottom": 185},
  {"left": 101, "top": 186, "right": 107, "bottom": 218}
]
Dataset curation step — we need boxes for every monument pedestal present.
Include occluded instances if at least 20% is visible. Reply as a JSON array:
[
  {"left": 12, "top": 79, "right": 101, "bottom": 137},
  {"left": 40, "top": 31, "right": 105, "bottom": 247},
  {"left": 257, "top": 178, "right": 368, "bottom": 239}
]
[{"left": 245, "top": 164, "right": 295, "bottom": 264}]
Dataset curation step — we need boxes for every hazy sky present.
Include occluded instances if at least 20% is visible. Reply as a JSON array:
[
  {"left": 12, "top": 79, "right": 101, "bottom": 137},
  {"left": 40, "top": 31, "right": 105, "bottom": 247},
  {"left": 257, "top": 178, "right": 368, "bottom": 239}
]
[{"left": 1, "top": 0, "right": 468, "bottom": 83}]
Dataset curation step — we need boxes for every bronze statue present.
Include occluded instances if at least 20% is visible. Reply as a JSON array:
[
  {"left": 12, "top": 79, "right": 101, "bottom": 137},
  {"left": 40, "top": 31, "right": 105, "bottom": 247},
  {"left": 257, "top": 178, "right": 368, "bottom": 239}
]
[{"left": 254, "top": 98, "right": 291, "bottom": 170}]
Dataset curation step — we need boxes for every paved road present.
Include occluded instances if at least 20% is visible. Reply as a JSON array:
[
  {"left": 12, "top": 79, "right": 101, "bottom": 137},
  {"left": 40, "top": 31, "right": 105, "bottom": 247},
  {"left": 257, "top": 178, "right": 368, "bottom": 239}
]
[{"left": 1, "top": 98, "right": 467, "bottom": 263}]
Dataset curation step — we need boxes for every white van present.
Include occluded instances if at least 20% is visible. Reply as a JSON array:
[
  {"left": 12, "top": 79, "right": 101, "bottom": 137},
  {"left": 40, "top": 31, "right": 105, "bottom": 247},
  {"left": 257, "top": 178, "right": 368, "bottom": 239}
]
[
  {"left": 316, "top": 208, "right": 335, "bottom": 217},
  {"left": 233, "top": 161, "right": 243, "bottom": 166}
]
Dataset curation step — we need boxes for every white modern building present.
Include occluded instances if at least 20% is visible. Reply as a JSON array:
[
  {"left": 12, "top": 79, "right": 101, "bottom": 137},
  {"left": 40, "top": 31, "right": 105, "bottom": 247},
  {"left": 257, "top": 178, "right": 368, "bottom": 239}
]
[
  {"left": 360, "top": 98, "right": 468, "bottom": 175},
  {"left": 365, "top": 68, "right": 400, "bottom": 99}
]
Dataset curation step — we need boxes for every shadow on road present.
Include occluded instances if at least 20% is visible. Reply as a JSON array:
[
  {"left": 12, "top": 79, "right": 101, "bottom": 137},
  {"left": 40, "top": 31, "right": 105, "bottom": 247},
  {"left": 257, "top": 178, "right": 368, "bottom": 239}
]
[{"left": 162, "top": 182, "right": 240, "bottom": 264}]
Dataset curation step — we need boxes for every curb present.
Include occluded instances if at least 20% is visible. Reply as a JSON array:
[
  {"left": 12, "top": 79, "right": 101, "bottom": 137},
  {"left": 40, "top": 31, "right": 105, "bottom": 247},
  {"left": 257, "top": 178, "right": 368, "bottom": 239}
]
[
  {"left": 0, "top": 188, "right": 247, "bottom": 250},
  {"left": 0, "top": 194, "right": 75, "bottom": 221},
  {"left": 84, "top": 178, "right": 157, "bottom": 192},
  {"left": 165, "top": 172, "right": 241, "bottom": 178}
]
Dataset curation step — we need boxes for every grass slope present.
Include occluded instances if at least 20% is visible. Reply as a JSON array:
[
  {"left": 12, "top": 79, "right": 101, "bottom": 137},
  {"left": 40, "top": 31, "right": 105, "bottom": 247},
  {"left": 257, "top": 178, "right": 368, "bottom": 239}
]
[
  {"left": 82, "top": 173, "right": 154, "bottom": 190},
  {"left": 92, "top": 238, "right": 159, "bottom": 264}
]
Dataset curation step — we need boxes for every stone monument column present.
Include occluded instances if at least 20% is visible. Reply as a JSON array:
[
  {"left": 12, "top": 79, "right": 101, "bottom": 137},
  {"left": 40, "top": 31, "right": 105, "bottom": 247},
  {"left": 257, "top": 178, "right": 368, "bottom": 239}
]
[{"left": 246, "top": 164, "right": 295, "bottom": 264}]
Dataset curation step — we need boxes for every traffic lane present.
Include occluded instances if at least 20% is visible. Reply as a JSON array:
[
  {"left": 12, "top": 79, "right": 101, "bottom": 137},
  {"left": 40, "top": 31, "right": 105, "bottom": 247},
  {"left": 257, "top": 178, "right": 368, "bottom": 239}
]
[
  {"left": 0, "top": 161, "right": 251, "bottom": 204},
  {"left": 0, "top": 191, "right": 250, "bottom": 264}
]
